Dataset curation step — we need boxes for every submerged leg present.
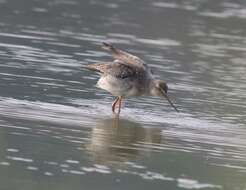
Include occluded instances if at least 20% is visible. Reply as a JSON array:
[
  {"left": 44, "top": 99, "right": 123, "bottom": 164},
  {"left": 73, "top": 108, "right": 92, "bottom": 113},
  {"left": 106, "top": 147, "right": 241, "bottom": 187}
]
[
  {"left": 112, "top": 97, "right": 120, "bottom": 113},
  {"left": 112, "top": 114, "right": 119, "bottom": 126}
]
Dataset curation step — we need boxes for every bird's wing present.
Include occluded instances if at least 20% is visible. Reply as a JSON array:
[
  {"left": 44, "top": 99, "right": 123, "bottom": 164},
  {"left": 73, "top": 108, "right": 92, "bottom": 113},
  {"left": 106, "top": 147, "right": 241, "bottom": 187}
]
[
  {"left": 83, "top": 60, "right": 139, "bottom": 79},
  {"left": 102, "top": 42, "right": 147, "bottom": 70}
]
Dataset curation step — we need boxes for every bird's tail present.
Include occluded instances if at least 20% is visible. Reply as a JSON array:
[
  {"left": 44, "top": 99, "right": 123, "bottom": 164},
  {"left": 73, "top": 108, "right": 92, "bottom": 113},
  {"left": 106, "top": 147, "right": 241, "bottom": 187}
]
[
  {"left": 82, "top": 62, "right": 111, "bottom": 73},
  {"left": 82, "top": 64, "right": 100, "bottom": 72}
]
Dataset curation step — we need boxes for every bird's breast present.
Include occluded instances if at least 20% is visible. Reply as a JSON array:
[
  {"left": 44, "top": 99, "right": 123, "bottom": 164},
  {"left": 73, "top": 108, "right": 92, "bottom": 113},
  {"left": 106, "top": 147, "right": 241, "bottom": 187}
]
[{"left": 97, "top": 75, "right": 135, "bottom": 97}]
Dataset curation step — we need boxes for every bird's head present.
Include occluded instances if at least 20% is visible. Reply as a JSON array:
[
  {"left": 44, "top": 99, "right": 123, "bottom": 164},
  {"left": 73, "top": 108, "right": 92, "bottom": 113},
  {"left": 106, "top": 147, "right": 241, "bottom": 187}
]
[
  {"left": 150, "top": 80, "right": 179, "bottom": 112},
  {"left": 150, "top": 80, "right": 168, "bottom": 96}
]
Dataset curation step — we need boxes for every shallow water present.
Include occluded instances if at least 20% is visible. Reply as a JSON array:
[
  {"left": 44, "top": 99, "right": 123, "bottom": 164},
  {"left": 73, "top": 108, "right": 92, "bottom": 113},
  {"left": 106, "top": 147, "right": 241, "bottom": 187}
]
[{"left": 0, "top": 0, "right": 246, "bottom": 189}]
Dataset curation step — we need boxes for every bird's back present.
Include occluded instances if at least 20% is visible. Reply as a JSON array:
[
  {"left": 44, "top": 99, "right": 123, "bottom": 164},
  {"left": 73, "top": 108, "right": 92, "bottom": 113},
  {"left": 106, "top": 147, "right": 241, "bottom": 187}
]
[{"left": 85, "top": 61, "right": 151, "bottom": 84}]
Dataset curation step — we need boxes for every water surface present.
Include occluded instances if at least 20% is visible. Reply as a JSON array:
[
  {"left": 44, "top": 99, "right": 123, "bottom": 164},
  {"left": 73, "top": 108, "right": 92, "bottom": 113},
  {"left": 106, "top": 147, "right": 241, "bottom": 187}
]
[{"left": 0, "top": 0, "right": 246, "bottom": 190}]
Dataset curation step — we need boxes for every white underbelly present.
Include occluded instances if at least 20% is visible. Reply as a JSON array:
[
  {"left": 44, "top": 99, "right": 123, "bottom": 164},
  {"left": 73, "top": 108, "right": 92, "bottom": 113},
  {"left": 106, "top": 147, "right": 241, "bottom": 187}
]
[{"left": 97, "top": 76, "right": 140, "bottom": 97}]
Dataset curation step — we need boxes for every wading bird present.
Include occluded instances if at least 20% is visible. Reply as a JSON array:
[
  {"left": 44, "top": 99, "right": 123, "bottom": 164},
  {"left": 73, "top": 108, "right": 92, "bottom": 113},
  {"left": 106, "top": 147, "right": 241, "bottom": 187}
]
[{"left": 84, "top": 42, "right": 179, "bottom": 114}]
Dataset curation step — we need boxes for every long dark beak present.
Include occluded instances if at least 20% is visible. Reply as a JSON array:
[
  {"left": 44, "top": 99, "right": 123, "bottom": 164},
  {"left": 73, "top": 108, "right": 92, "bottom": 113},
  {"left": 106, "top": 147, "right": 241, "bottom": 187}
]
[{"left": 161, "top": 90, "right": 179, "bottom": 112}]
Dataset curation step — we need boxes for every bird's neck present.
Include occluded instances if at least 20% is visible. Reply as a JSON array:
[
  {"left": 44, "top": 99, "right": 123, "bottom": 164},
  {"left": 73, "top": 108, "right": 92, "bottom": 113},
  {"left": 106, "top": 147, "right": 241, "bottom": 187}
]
[{"left": 146, "top": 80, "right": 156, "bottom": 96}]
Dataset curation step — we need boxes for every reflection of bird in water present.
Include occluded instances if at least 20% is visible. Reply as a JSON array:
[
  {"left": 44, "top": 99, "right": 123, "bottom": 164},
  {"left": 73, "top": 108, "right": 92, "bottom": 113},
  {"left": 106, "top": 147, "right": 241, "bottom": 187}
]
[
  {"left": 84, "top": 42, "right": 179, "bottom": 115},
  {"left": 86, "top": 118, "right": 161, "bottom": 166}
]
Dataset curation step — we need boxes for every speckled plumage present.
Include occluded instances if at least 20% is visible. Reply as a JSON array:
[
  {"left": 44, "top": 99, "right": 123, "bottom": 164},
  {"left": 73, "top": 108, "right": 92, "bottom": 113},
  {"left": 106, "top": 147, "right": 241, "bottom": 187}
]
[
  {"left": 85, "top": 59, "right": 152, "bottom": 97},
  {"left": 84, "top": 42, "right": 179, "bottom": 114}
]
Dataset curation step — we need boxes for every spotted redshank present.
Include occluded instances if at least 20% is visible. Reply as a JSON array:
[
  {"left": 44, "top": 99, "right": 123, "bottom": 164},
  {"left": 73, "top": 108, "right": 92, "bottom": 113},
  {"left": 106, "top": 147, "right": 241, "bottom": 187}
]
[{"left": 84, "top": 42, "right": 179, "bottom": 114}]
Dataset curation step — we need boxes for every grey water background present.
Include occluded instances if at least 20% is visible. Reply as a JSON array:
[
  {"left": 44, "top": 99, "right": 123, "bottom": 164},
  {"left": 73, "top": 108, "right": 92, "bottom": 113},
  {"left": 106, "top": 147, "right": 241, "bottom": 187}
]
[{"left": 0, "top": 0, "right": 246, "bottom": 189}]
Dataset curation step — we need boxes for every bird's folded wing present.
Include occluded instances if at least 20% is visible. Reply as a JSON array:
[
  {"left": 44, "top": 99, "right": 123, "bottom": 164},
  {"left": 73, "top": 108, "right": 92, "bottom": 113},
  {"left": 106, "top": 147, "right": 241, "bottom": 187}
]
[{"left": 102, "top": 42, "right": 146, "bottom": 70}]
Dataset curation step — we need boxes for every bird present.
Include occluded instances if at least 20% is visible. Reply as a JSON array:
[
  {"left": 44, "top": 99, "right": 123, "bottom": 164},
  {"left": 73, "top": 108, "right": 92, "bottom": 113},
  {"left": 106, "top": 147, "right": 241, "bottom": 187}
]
[{"left": 83, "top": 42, "right": 179, "bottom": 114}]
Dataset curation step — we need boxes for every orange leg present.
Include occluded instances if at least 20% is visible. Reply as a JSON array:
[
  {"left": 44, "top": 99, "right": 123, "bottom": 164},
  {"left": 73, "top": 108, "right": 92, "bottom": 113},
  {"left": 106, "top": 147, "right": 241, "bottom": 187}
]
[
  {"left": 112, "top": 97, "right": 119, "bottom": 113},
  {"left": 117, "top": 96, "right": 123, "bottom": 114}
]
